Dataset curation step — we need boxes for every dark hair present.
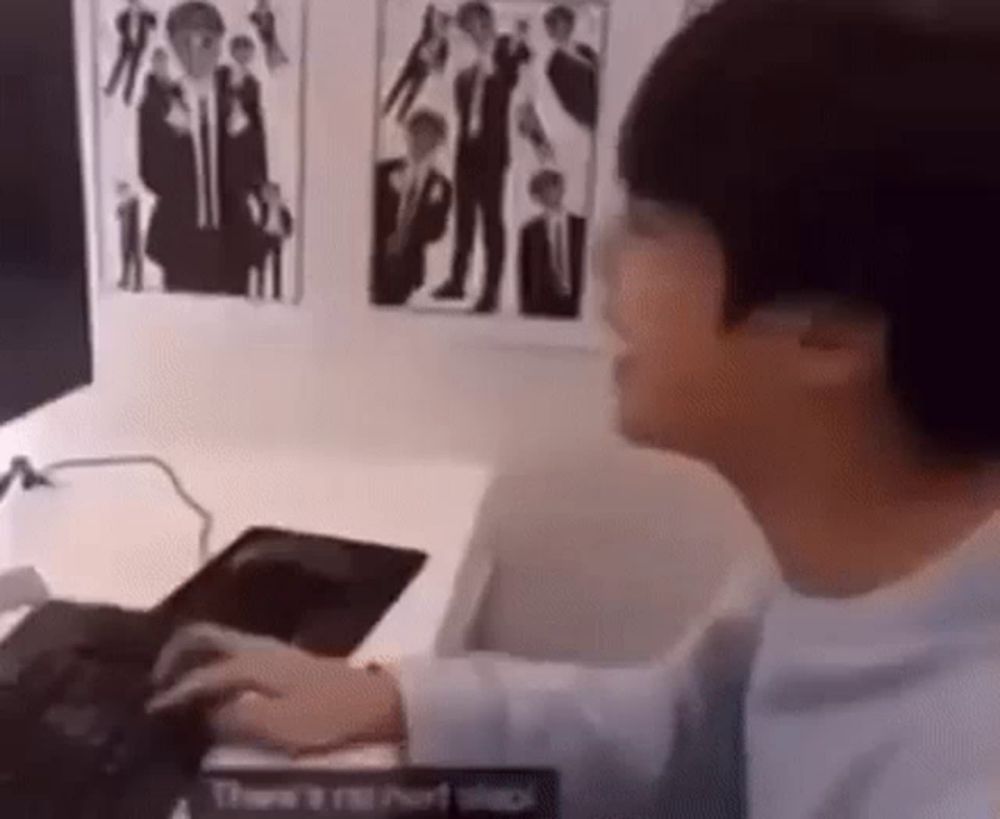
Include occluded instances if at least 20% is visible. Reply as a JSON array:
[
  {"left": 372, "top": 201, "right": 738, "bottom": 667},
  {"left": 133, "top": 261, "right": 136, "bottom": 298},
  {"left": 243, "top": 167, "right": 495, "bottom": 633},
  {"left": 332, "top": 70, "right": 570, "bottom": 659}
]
[
  {"left": 456, "top": 1, "right": 494, "bottom": 33},
  {"left": 529, "top": 169, "right": 565, "bottom": 200},
  {"left": 619, "top": 0, "right": 1000, "bottom": 456},
  {"left": 230, "top": 34, "right": 256, "bottom": 53},
  {"left": 407, "top": 108, "right": 448, "bottom": 143},
  {"left": 544, "top": 4, "right": 576, "bottom": 32},
  {"left": 167, "top": 1, "right": 225, "bottom": 38}
]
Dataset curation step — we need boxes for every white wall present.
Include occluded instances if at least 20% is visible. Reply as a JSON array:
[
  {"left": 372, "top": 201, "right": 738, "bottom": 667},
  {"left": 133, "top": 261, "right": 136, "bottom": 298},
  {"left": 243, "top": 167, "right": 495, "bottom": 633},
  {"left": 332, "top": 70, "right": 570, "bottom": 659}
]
[
  {"left": 3, "top": 1, "right": 771, "bottom": 655},
  {"left": 31, "top": 0, "right": 687, "bottom": 469}
]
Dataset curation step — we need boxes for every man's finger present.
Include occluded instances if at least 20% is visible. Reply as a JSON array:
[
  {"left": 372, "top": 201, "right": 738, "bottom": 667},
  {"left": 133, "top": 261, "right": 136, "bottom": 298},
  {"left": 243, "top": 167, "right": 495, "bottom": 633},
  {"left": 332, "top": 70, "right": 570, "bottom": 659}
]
[
  {"left": 152, "top": 623, "right": 244, "bottom": 685},
  {"left": 147, "top": 657, "right": 256, "bottom": 713}
]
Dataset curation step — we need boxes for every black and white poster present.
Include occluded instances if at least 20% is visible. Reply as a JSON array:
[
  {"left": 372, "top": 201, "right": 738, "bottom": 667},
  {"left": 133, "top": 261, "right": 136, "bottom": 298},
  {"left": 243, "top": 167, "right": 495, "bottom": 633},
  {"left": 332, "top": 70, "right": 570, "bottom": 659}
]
[
  {"left": 92, "top": 0, "right": 307, "bottom": 302},
  {"left": 373, "top": 0, "right": 608, "bottom": 323}
]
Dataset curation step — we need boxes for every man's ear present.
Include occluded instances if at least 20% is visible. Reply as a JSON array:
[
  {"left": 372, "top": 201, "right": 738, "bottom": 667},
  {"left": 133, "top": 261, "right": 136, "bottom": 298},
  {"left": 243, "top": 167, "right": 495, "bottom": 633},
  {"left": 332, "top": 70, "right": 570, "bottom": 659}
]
[
  {"left": 744, "top": 300, "right": 886, "bottom": 389},
  {"left": 796, "top": 305, "right": 886, "bottom": 390}
]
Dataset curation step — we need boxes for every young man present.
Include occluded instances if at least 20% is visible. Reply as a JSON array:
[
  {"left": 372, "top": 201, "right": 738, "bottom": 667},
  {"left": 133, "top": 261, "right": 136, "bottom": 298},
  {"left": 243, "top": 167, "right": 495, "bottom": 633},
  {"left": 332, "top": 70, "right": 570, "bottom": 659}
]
[
  {"left": 383, "top": 5, "right": 452, "bottom": 124},
  {"left": 139, "top": 1, "right": 267, "bottom": 296},
  {"left": 104, "top": 0, "right": 157, "bottom": 105},
  {"left": 141, "top": 47, "right": 183, "bottom": 120},
  {"left": 372, "top": 109, "right": 454, "bottom": 307},
  {"left": 229, "top": 35, "right": 264, "bottom": 131},
  {"left": 251, "top": 182, "right": 294, "bottom": 302},
  {"left": 543, "top": 4, "right": 599, "bottom": 130},
  {"left": 229, "top": 34, "right": 268, "bottom": 186},
  {"left": 150, "top": 1, "right": 1000, "bottom": 816},
  {"left": 114, "top": 181, "right": 143, "bottom": 292},
  {"left": 250, "top": 0, "right": 289, "bottom": 71},
  {"left": 518, "top": 169, "right": 587, "bottom": 319},
  {"left": 432, "top": 1, "right": 532, "bottom": 314}
]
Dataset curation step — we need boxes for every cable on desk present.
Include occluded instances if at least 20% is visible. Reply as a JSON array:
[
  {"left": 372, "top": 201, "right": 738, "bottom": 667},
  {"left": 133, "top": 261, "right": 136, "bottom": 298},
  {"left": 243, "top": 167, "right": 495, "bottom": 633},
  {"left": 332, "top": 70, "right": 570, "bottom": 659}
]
[{"left": 0, "top": 455, "right": 213, "bottom": 565}]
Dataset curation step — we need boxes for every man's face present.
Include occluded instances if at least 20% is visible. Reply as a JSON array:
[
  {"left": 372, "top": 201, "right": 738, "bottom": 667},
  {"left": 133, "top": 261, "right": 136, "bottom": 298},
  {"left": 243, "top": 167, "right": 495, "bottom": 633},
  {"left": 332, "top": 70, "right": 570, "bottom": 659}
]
[
  {"left": 233, "top": 44, "right": 255, "bottom": 67},
  {"left": 170, "top": 26, "right": 222, "bottom": 80},
  {"left": 605, "top": 202, "right": 796, "bottom": 469},
  {"left": 434, "top": 12, "right": 452, "bottom": 35},
  {"left": 463, "top": 12, "right": 495, "bottom": 49},
  {"left": 538, "top": 178, "right": 565, "bottom": 210},
  {"left": 546, "top": 17, "right": 573, "bottom": 45},
  {"left": 407, "top": 126, "right": 441, "bottom": 163}
]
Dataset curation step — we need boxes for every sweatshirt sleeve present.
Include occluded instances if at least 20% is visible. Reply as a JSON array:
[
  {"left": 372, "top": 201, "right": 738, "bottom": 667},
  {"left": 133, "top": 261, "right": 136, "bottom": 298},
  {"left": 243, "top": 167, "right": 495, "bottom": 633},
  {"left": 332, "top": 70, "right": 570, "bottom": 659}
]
[{"left": 395, "top": 559, "right": 777, "bottom": 819}]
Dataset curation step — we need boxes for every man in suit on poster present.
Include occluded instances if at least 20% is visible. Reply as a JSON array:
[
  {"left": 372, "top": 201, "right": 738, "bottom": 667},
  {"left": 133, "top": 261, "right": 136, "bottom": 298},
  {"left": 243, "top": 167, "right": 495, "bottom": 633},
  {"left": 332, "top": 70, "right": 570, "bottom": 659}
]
[
  {"left": 543, "top": 4, "right": 600, "bottom": 130},
  {"left": 518, "top": 169, "right": 587, "bottom": 319},
  {"left": 431, "top": 1, "right": 532, "bottom": 314},
  {"left": 142, "top": 48, "right": 184, "bottom": 119},
  {"left": 115, "top": 181, "right": 144, "bottom": 292},
  {"left": 372, "top": 109, "right": 453, "bottom": 307},
  {"left": 252, "top": 181, "right": 294, "bottom": 301},
  {"left": 139, "top": 1, "right": 269, "bottom": 296},
  {"left": 383, "top": 5, "right": 452, "bottom": 124},
  {"left": 104, "top": 0, "right": 158, "bottom": 106}
]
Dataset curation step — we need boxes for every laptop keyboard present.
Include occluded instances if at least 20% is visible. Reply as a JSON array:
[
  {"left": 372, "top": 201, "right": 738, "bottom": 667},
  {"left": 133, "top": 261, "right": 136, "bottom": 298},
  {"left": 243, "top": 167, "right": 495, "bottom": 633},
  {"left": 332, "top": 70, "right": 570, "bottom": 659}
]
[{"left": 0, "top": 603, "right": 206, "bottom": 819}]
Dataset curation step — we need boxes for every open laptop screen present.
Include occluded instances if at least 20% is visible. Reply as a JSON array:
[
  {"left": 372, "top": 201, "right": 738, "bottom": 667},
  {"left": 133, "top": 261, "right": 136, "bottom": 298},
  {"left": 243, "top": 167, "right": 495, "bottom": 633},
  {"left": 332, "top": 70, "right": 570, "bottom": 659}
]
[{"left": 155, "top": 527, "right": 428, "bottom": 656}]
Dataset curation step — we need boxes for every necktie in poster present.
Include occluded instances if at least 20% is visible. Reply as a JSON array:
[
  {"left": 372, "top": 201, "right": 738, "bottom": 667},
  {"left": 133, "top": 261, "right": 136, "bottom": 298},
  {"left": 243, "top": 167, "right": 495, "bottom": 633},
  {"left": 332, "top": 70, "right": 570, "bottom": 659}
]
[
  {"left": 373, "top": 0, "right": 609, "bottom": 324},
  {"left": 92, "top": 0, "right": 307, "bottom": 303}
]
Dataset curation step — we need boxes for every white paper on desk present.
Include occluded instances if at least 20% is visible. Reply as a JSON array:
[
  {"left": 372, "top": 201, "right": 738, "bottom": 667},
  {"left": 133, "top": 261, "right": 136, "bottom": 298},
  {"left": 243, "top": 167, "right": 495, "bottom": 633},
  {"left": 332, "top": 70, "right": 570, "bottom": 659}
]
[{"left": 2, "top": 465, "right": 202, "bottom": 610}]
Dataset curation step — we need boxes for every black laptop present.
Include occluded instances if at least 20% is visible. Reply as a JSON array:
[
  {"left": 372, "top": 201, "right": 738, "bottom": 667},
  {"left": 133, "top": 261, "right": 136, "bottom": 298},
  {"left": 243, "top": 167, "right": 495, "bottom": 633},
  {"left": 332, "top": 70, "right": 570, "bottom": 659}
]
[{"left": 0, "top": 528, "right": 427, "bottom": 819}]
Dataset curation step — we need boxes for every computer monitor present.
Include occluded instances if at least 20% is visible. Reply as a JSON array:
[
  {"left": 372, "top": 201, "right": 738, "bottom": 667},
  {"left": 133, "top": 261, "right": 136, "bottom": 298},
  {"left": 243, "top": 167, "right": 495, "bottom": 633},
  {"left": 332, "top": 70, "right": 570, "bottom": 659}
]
[{"left": 0, "top": 0, "right": 92, "bottom": 424}]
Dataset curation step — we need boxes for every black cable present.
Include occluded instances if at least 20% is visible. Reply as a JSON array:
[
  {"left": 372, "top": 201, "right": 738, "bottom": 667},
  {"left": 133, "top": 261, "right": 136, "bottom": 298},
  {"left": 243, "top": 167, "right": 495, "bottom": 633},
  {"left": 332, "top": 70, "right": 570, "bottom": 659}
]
[{"left": 0, "top": 456, "right": 213, "bottom": 565}]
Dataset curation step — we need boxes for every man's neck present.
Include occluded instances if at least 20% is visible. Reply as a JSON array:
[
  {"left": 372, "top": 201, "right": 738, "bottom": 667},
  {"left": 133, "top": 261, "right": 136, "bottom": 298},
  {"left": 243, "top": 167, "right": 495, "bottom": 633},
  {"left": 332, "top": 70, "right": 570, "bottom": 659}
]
[{"left": 727, "top": 421, "right": 1000, "bottom": 598}]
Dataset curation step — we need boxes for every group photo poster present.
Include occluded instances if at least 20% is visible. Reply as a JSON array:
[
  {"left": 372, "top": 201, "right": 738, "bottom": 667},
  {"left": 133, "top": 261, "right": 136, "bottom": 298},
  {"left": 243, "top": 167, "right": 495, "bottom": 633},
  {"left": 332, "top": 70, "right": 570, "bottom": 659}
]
[
  {"left": 92, "top": 0, "right": 308, "bottom": 304},
  {"left": 372, "top": 0, "right": 609, "bottom": 325}
]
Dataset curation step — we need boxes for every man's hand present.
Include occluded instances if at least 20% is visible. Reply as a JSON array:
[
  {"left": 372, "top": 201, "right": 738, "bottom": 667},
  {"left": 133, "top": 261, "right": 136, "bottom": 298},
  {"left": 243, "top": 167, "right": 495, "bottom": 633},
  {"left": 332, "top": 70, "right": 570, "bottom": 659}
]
[
  {"left": 165, "top": 102, "right": 191, "bottom": 134},
  {"left": 147, "top": 623, "right": 405, "bottom": 757},
  {"left": 228, "top": 103, "right": 250, "bottom": 137}
]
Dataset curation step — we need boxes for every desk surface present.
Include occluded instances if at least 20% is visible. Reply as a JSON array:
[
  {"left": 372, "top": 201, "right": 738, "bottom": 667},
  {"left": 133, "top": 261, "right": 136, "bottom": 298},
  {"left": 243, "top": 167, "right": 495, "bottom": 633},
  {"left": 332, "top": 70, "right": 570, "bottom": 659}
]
[{"left": 0, "top": 404, "right": 494, "bottom": 777}]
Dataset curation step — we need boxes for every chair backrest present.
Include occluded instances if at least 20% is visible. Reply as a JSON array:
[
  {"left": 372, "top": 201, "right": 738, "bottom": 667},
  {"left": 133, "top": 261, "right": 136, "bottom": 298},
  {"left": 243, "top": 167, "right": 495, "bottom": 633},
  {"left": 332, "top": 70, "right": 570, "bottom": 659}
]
[{"left": 440, "top": 447, "right": 770, "bottom": 665}]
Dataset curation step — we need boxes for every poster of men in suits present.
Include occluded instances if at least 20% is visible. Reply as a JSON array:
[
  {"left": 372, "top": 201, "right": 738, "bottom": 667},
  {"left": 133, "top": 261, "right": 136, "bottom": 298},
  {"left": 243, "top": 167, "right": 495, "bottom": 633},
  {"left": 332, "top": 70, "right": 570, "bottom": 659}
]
[
  {"left": 93, "top": 0, "right": 306, "bottom": 302},
  {"left": 374, "top": 0, "right": 607, "bottom": 322}
]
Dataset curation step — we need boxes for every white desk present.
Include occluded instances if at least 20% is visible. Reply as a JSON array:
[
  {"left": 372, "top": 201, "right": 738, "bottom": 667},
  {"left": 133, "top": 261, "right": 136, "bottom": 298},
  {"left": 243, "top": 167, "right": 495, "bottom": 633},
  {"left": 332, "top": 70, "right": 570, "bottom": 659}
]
[
  {"left": 0, "top": 413, "right": 495, "bottom": 776},
  {"left": 0, "top": 445, "right": 493, "bottom": 647}
]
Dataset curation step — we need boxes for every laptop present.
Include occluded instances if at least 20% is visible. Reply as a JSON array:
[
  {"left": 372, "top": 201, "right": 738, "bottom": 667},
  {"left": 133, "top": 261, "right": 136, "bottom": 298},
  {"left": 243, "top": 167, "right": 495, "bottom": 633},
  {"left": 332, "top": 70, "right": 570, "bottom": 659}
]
[{"left": 0, "top": 527, "right": 427, "bottom": 819}]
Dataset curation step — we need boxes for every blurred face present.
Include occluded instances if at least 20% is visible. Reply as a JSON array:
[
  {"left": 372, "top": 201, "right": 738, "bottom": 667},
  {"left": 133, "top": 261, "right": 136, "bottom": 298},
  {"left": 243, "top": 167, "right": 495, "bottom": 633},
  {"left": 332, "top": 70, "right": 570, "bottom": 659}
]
[
  {"left": 546, "top": 16, "right": 573, "bottom": 45},
  {"left": 463, "top": 12, "right": 495, "bottom": 49},
  {"left": 537, "top": 178, "right": 565, "bottom": 210},
  {"left": 170, "top": 26, "right": 222, "bottom": 80},
  {"left": 407, "top": 125, "right": 442, "bottom": 163},
  {"left": 232, "top": 43, "right": 255, "bottom": 67},
  {"left": 605, "top": 201, "right": 795, "bottom": 467},
  {"left": 435, "top": 12, "right": 452, "bottom": 34},
  {"left": 152, "top": 52, "right": 169, "bottom": 77}
]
